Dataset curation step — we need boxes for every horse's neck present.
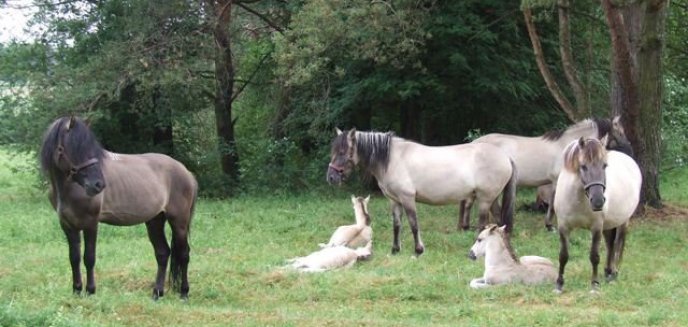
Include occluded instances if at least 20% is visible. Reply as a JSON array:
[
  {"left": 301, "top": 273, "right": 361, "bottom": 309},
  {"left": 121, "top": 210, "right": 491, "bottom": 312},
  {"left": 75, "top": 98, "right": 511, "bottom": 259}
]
[
  {"left": 484, "top": 238, "right": 518, "bottom": 269},
  {"left": 558, "top": 122, "right": 598, "bottom": 145},
  {"left": 353, "top": 205, "right": 367, "bottom": 226}
]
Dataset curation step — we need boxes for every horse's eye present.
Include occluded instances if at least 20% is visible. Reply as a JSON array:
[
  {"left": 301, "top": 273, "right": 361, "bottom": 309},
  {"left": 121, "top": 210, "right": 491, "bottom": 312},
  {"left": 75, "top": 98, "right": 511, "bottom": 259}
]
[
  {"left": 603, "top": 163, "right": 608, "bottom": 169},
  {"left": 581, "top": 165, "right": 588, "bottom": 171},
  {"left": 477, "top": 238, "right": 482, "bottom": 243}
]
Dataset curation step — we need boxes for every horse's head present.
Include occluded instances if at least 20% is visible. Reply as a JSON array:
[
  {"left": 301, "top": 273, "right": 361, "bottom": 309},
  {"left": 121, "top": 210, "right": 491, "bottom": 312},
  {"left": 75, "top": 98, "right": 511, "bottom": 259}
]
[
  {"left": 327, "top": 128, "right": 358, "bottom": 185},
  {"left": 564, "top": 137, "right": 608, "bottom": 211},
  {"left": 468, "top": 224, "right": 505, "bottom": 260},
  {"left": 44, "top": 116, "right": 106, "bottom": 196},
  {"left": 603, "top": 116, "right": 633, "bottom": 157}
]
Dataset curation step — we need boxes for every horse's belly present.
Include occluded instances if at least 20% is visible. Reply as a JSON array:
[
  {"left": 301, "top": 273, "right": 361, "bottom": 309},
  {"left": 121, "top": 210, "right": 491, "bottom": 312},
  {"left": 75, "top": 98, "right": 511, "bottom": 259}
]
[
  {"left": 415, "top": 189, "right": 472, "bottom": 205},
  {"left": 99, "top": 211, "right": 158, "bottom": 226}
]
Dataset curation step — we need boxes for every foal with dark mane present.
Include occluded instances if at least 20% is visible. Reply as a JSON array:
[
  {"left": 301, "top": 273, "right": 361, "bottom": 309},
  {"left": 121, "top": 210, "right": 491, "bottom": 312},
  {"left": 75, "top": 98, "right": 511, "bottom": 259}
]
[{"left": 40, "top": 116, "right": 197, "bottom": 299}]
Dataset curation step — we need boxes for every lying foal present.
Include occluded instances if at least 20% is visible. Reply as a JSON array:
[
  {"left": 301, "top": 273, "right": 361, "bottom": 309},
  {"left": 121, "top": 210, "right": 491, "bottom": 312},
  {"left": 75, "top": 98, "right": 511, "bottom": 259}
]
[
  {"left": 319, "top": 195, "right": 372, "bottom": 250},
  {"left": 468, "top": 224, "right": 556, "bottom": 288},
  {"left": 286, "top": 242, "right": 372, "bottom": 273}
]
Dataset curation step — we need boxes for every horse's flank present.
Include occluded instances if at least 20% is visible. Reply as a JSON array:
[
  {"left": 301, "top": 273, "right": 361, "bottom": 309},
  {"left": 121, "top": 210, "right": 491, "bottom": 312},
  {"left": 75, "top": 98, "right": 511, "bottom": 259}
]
[{"left": 98, "top": 151, "right": 197, "bottom": 226}]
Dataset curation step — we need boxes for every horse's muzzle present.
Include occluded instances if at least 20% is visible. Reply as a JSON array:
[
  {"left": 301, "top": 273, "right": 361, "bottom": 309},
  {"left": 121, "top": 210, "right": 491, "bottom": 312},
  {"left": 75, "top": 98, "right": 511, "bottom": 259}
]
[
  {"left": 84, "top": 179, "right": 106, "bottom": 196},
  {"left": 326, "top": 168, "right": 344, "bottom": 185},
  {"left": 468, "top": 250, "right": 477, "bottom": 261}
]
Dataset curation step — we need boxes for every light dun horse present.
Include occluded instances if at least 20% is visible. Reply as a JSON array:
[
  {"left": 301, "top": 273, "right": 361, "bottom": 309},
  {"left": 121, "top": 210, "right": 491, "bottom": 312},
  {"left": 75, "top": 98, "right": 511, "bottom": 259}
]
[
  {"left": 553, "top": 137, "right": 641, "bottom": 293},
  {"left": 319, "top": 195, "right": 373, "bottom": 250},
  {"left": 40, "top": 116, "right": 198, "bottom": 300},
  {"left": 468, "top": 224, "right": 557, "bottom": 288},
  {"left": 470, "top": 116, "right": 632, "bottom": 231},
  {"left": 326, "top": 128, "right": 517, "bottom": 256}
]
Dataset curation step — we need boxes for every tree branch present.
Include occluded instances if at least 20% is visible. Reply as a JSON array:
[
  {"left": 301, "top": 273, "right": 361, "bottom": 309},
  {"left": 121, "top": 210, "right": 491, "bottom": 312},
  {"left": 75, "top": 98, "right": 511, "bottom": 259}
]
[
  {"left": 558, "top": 0, "right": 588, "bottom": 118},
  {"left": 231, "top": 51, "right": 272, "bottom": 102},
  {"left": 523, "top": 8, "right": 576, "bottom": 122},
  {"left": 236, "top": 2, "right": 285, "bottom": 34}
]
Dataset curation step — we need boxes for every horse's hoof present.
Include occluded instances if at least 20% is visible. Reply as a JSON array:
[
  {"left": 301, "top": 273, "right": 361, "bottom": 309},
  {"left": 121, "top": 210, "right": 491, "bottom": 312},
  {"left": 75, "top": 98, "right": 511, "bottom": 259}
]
[
  {"left": 152, "top": 289, "right": 164, "bottom": 301},
  {"left": 391, "top": 247, "right": 400, "bottom": 255},
  {"left": 553, "top": 288, "right": 563, "bottom": 295},
  {"left": 86, "top": 286, "right": 96, "bottom": 295},
  {"left": 546, "top": 224, "right": 555, "bottom": 232},
  {"left": 180, "top": 293, "right": 189, "bottom": 302},
  {"left": 460, "top": 225, "right": 470, "bottom": 231},
  {"left": 605, "top": 270, "right": 618, "bottom": 283}
]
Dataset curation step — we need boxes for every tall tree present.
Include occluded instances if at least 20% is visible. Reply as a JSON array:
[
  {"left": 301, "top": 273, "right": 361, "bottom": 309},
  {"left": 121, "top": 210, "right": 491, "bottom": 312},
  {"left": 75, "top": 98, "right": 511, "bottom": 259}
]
[{"left": 601, "top": 0, "right": 668, "bottom": 209}]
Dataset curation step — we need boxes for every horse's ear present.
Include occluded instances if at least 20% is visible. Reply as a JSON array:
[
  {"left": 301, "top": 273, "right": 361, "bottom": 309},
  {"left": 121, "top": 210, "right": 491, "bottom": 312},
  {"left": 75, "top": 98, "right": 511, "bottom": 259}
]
[
  {"left": 612, "top": 115, "right": 621, "bottom": 125},
  {"left": 498, "top": 225, "right": 507, "bottom": 233},
  {"left": 83, "top": 117, "right": 92, "bottom": 127},
  {"left": 67, "top": 115, "right": 77, "bottom": 130},
  {"left": 351, "top": 195, "right": 356, "bottom": 203},
  {"left": 364, "top": 194, "right": 370, "bottom": 203},
  {"left": 488, "top": 224, "right": 499, "bottom": 233},
  {"left": 578, "top": 137, "right": 585, "bottom": 147},
  {"left": 600, "top": 134, "right": 609, "bottom": 147},
  {"left": 336, "top": 127, "right": 343, "bottom": 135}
]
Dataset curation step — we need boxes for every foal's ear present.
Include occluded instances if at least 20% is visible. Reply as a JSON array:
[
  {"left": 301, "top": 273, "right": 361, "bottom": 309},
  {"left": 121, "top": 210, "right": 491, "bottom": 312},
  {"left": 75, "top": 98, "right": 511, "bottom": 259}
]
[
  {"left": 364, "top": 194, "right": 370, "bottom": 203},
  {"left": 351, "top": 194, "right": 356, "bottom": 203},
  {"left": 488, "top": 224, "right": 499, "bottom": 233},
  {"left": 336, "top": 127, "right": 343, "bottom": 135},
  {"left": 498, "top": 225, "right": 507, "bottom": 233}
]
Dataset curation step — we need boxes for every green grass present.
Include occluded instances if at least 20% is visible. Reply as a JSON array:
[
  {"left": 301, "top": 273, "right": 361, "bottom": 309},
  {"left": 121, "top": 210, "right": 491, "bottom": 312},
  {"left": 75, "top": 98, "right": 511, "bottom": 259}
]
[{"left": 1, "top": 148, "right": 687, "bottom": 326}]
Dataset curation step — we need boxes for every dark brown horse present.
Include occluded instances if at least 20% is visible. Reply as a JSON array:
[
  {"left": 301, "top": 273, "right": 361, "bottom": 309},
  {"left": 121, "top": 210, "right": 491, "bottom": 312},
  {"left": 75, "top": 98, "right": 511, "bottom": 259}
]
[{"left": 39, "top": 116, "right": 197, "bottom": 300}]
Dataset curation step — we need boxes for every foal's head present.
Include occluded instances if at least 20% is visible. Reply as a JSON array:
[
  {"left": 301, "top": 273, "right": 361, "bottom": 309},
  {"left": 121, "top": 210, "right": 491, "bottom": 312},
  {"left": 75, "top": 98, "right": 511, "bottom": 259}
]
[
  {"left": 327, "top": 128, "right": 358, "bottom": 185},
  {"left": 564, "top": 137, "right": 608, "bottom": 211},
  {"left": 40, "top": 116, "right": 106, "bottom": 196},
  {"left": 468, "top": 224, "right": 515, "bottom": 261}
]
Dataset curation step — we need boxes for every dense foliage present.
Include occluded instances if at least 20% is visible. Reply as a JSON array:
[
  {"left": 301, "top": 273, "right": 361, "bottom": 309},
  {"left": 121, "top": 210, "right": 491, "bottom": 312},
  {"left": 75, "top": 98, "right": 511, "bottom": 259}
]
[{"left": 0, "top": 0, "right": 684, "bottom": 196}]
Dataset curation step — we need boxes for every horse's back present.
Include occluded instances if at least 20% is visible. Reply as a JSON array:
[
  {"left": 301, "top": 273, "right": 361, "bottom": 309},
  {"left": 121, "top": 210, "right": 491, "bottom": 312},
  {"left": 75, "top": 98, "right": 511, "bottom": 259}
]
[
  {"left": 390, "top": 142, "right": 512, "bottom": 204},
  {"left": 99, "top": 152, "right": 196, "bottom": 225},
  {"left": 474, "top": 133, "right": 560, "bottom": 186}
]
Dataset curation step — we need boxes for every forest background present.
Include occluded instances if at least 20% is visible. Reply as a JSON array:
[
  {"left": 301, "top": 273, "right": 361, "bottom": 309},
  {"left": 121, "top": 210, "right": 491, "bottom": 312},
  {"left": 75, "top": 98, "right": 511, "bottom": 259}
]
[{"left": 0, "top": 0, "right": 686, "bottom": 204}]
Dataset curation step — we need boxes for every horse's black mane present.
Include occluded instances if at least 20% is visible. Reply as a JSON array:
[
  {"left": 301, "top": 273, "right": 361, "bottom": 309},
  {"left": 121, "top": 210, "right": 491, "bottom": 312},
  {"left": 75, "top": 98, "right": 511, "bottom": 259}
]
[
  {"left": 354, "top": 131, "right": 394, "bottom": 173},
  {"left": 40, "top": 116, "right": 106, "bottom": 175},
  {"left": 541, "top": 118, "right": 611, "bottom": 141}
]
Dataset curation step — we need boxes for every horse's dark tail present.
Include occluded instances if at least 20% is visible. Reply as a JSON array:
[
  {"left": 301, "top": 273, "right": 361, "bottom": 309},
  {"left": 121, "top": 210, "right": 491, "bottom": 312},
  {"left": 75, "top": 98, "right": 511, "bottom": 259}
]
[
  {"left": 500, "top": 160, "right": 517, "bottom": 234},
  {"left": 169, "top": 180, "right": 198, "bottom": 295}
]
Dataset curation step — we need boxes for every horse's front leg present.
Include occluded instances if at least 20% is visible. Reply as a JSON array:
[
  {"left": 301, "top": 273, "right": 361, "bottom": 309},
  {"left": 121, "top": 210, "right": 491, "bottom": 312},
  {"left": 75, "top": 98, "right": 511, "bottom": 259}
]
[
  {"left": 146, "top": 214, "right": 170, "bottom": 300},
  {"left": 402, "top": 202, "right": 424, "bottom": 256},
  {"left": 607, "top": 222, "right": 628, "bottom": 282},
  {"left": 555, "top": 228, "right": 570, "bottom": 293},
  {"left": 589, "top": 228, "right": 602, "bottom": 292},
  {"left": 83, "top": 226, "right": 98, "bottom": 295},
  {"left": 390, "top": 202, "right": 403, "bottom": 254},
  {"left": 60, "top": 224, "right": 83, "bottom": 294},
  {"left": 603, "top": 228, "right": 616, "bottom": 281}
]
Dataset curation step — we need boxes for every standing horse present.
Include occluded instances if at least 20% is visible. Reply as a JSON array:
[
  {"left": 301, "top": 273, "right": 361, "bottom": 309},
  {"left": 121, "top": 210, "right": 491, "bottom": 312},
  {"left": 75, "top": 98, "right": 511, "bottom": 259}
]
[
  {"left": 326, "top": 128, "right": 517, "bottom": 256},
  {"left": 469, "top": 116, "right": 632, "bottom": 231},
  {"left": 553, "top": 137, "right": 641, "bottom": 293},
  {"left": 39, "top": 116, "right": 198, "bottom": 300}
]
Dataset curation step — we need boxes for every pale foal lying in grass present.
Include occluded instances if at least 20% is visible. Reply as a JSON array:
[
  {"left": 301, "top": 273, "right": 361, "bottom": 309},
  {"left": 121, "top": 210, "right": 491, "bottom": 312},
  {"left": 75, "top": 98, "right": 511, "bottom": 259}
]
[
  {"left": 319, "top": 195, "right": 372, "bottom": 250},
  {"left": 468, "top": 224, "right": 557, "bottom": 288},
  {"left": 286, "top": 242, "right": 372, "bottom": 273}
]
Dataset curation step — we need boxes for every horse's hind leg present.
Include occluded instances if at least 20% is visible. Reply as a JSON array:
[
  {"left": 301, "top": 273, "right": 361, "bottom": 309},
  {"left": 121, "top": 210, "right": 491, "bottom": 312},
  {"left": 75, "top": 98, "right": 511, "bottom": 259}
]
[
  {"left": 555, "top": 228, "right": 570, "bottom": 293},
  {"left": 168, "top": 215, "right": 191, "bottom": 299},
  {"left": 60, "top": 223, "right": 83, "bottom": 294},
  {"left": 609, "top": 222, "right": 628, "bottom": 282},
  {"left": 603, "top": 228, "right": 616, "bottom": 281},
  {"left": 145, "top": 213, "right": 170, "bottom": 300}
]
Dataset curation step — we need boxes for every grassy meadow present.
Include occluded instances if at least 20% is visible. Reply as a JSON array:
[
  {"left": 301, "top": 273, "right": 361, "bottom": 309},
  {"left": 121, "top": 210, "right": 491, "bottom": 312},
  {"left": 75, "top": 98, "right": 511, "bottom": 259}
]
[{"left": 1, "top": 147, "right": 687, "bottom": 327}]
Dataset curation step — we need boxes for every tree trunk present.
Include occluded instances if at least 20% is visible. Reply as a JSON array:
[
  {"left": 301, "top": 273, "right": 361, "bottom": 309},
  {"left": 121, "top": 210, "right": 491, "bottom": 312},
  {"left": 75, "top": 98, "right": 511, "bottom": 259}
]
[
  {"left": 601, "top": 0, "right": 666, "bottom": 210},
  {"left": 151, "top": 85, "right": 174, "bottom": 155},
  {"left": 207, "top": 0, "right": 240, "bottom": 185}
]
